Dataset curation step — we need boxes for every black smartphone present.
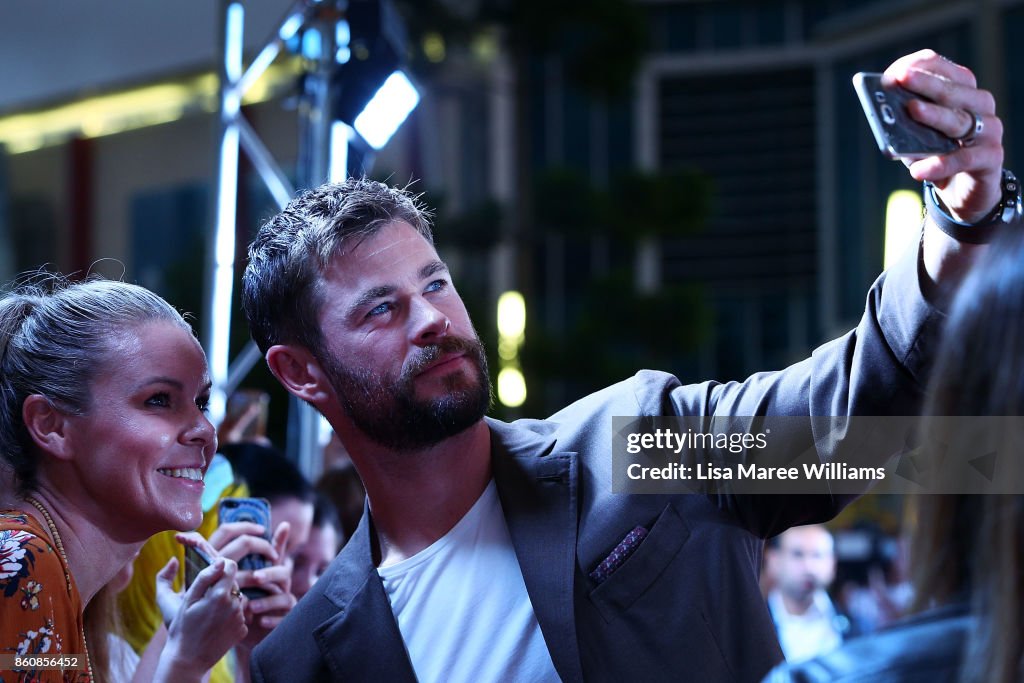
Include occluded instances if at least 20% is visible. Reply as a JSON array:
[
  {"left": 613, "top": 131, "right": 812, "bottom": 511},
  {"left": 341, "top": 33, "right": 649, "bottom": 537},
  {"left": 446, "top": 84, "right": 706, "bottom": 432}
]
[
  {"left": 218, "top": 497, "right": 272, "bottom": 599},
  {"left": 183, "top": 544, "right": 214, "bottom": 589},
  {"left": 852, "top": 72, "right": 957, "bottom": 159}
]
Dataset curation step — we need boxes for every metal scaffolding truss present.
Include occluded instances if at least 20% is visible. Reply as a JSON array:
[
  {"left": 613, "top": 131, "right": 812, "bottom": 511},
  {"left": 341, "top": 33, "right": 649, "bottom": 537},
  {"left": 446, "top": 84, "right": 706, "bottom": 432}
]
[{"left": 203, "top": 0, "right": 347, "bottom": 478}]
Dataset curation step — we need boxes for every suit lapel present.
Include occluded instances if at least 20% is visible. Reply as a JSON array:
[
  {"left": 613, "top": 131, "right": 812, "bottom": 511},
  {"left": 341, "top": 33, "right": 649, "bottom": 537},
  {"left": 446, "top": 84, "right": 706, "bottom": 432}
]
[
  {"left": 315, "top": 511, "right": 418, "bottom": 682},
  {"left": 312, "top": 422, "right": 584, "bottom": 683},
  {"left": 489, "top": 418, "right": 585, "bottom": 683}
]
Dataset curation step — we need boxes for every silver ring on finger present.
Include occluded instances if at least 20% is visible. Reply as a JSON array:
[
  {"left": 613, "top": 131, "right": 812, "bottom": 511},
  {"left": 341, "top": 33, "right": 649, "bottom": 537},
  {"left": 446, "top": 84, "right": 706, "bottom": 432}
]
[{"left": 956, "top": 109, "right": 983, "bottom": 146}]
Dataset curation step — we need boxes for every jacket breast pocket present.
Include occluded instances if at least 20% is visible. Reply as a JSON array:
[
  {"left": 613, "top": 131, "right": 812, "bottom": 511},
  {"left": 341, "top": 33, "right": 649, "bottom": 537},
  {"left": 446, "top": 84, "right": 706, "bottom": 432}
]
[{"left": 586, "top": 503, "right": 690, "bottom": 621}]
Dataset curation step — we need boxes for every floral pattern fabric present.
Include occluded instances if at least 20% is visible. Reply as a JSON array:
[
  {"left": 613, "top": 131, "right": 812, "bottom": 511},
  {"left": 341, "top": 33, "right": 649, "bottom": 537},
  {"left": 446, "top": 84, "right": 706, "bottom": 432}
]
[{"left": 0, "top": 510, "right": 90, "bottom": 683}]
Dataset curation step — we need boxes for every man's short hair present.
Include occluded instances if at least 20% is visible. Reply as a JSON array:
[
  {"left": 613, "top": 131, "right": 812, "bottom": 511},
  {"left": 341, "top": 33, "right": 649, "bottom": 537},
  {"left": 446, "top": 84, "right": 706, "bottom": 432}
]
[{"left": 242, "top": 177, "right": 433, "bottom": 356}]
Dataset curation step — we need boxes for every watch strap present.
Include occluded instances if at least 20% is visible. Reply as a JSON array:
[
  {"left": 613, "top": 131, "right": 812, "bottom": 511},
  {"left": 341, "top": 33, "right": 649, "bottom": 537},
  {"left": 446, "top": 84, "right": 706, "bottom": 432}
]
[{"left": 923, "top": 169, "right": 1022, "bottom": 245}]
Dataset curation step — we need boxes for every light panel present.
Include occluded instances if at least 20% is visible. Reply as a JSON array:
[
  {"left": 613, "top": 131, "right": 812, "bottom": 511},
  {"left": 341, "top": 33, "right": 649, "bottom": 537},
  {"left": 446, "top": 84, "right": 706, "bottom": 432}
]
[{"left": 352, "top": 70, "right": 419, "bottom": 149}]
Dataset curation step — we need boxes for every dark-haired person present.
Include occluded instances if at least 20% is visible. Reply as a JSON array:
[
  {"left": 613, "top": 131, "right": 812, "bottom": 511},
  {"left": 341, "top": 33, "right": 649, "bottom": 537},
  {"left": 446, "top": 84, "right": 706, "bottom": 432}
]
[
  {"left": 763, "top": 220, "right": 1024, "bottom": 683},
  {"left": 0, "top": 277, "right": 247, "bottom": 682},
  {"left": 290, "top": 493, "right": 342, "bottom": 601},
  {"left": 215, "top": 442, "right": 309, "bottom": 682},
  {"left": 243, "top": 50, "right": 1016, "bottom": 682},
  {"left": 219, "top": 442, "right": 316, "bottom": 561},
  {"left": 765, "top": 525, "right": 851, "bottom": 663}
]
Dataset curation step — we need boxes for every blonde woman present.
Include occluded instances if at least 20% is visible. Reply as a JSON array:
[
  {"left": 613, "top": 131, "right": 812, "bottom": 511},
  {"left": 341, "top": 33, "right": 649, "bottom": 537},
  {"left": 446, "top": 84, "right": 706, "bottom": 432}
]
[{"left": 0, "top": 277, "right": 247, "bottom": 682}]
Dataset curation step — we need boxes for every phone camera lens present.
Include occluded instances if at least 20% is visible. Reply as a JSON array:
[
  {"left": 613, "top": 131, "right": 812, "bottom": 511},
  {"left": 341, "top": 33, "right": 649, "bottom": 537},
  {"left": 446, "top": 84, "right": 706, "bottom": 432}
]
[
  {"left": 881, "top": 104, "right": 896, "bottom": 125},
  {"left": 874, "top": 90, "right": 886, "bottom": 103}
]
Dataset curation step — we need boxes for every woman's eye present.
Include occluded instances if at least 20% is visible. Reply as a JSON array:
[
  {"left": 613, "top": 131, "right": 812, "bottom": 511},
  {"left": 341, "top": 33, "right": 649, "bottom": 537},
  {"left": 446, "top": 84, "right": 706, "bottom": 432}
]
[
  {"left": 196, "top": 397, "right": 211, "bottom": 413},
  {"left": 145, "top": 393, "right": 171, "bottom": 408}
]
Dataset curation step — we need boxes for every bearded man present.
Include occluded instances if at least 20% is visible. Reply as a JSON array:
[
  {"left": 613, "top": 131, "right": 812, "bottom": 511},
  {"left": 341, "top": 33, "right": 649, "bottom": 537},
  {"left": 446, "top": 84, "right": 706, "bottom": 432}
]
[{"left": 243, "top": 50, "right": 1013, "bottom": 683}]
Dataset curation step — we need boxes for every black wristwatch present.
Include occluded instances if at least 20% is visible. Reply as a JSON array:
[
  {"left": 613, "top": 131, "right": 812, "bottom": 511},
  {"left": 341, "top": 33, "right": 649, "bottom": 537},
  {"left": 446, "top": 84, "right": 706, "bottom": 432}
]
[{"left": 924, "top": 168, "right": 1023, "bottom": 244}]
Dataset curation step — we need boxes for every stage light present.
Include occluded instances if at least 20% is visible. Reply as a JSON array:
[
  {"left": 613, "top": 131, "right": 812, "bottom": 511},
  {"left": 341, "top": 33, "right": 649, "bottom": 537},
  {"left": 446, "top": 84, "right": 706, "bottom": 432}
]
[
  {"left": 330, "top": 0, "right": 418, "bottom": 151},
  {"left": 330, "top": 121, "right": 351, "bottom": 182},
  {"left": 352, "top": 71, "right": 419, "bottom": 149}
]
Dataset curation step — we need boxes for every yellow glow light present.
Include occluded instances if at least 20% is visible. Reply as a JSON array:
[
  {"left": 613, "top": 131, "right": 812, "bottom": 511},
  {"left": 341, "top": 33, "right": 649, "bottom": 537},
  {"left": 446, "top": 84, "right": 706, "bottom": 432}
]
[
  {"left": 497, "top": 367, "right": 527, "bottom": 408},
  {"left": 497, "top": 337, "right": 519, "bottom": 361},
  {"left": 884, "top": 190, "right": 923, "bottom": 270},
  {"left": 471, "top": 31, "right": 498, "bottom": 64},
  {"left": 497, "top": 291, "right": 526, "bottom": 339},
  {"left": 423, "top": 32, "right": 446, "bottom": 63}
]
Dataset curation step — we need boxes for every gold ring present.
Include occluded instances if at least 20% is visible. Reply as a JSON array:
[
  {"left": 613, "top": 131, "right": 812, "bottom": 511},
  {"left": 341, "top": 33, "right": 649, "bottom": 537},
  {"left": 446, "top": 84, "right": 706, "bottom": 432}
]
[{"left": 230, "top": 588, "right": 243, "bottom": 600}]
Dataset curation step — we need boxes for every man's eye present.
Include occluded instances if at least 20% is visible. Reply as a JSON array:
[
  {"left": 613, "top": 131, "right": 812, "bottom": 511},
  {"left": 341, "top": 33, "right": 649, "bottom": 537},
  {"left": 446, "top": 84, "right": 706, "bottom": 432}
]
[
  {"left": 145, "top": 393, "right": 171, "bottom": 407},
  {"left": 367, "top": 302, "right": 392, "bottom": 317},
  {"left": 425, "top": 279, "right": 447, "bottom": 293}
]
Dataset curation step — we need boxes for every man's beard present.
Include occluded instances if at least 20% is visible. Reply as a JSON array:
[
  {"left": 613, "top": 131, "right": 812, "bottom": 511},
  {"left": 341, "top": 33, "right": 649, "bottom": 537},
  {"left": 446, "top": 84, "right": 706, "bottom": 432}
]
[{"left": 321, "top": 333, "right": 492, "bottom": 452}]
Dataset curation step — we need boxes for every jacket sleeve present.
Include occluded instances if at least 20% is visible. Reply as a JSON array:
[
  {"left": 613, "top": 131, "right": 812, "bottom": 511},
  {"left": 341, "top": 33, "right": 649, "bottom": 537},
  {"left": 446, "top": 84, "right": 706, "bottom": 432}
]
[{"left": 648, "top": 236, "right": 946, "bottom": 535}]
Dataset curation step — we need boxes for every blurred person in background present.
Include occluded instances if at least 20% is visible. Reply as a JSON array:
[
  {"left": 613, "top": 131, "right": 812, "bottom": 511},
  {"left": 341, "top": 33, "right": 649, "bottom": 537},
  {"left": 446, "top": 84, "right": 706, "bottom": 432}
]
[
  {"left": 290, "top": 493, "right": 342, "bottom": 601},
  {"left": 834, "top": 523, "right": 913, "bottom": 635},
  {"left": 765, "top": 225, "right": 1024, "bottom": 682},
  {"left": 216, "top": 442, "right": 313, "bottom": 681},
  {"left": 218, "top": 390, "right": 272, "bottom": 448},
  {"left": 315, "top": 431, "right": 366, "bottom": 543},
  {"left": 766, "top": 525, "right": 853, "bottom": 662},
  {"left": 315, "top": 466, "right": 365, "bottom": 544},
  {"left": 219, "top": 442, "right": 315, "bottom": 560}
]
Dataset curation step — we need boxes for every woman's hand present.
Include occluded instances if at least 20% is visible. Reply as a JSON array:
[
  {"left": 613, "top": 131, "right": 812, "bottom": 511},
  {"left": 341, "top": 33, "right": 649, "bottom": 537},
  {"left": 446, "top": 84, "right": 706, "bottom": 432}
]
[
  {"left": 152, "top": 535, "right": 248, "bottom": 682},
  {"left": 208, "top": 521, "right": 297, "bottom": 683}
]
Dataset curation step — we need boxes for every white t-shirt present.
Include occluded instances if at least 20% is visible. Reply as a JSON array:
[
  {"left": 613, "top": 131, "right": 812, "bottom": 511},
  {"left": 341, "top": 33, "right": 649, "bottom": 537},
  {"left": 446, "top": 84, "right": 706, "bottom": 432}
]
[
  {"left": 768, "top": 589, "right": 844, "bottom": 663},
  {"left": 106, "top": 633, "right": 140, "bottom": 683},
  {"left": 378, "top": 481, "right": 559, "bottom": 683}
]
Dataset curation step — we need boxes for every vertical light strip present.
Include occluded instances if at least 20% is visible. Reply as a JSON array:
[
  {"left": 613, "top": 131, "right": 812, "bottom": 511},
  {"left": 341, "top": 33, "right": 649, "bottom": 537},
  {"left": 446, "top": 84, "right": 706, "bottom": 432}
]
[
  {"left": 206, "top": 1, "right": 245, "bottom": 424},
  {"left": 329, "top": 121, "right": 351, "bottom": 183},
  {"left": 225, "top": 3, "right": 244, "bottom": 83},
  {"left": 215, "top": 128, "right": 240, "bottom": 268}
]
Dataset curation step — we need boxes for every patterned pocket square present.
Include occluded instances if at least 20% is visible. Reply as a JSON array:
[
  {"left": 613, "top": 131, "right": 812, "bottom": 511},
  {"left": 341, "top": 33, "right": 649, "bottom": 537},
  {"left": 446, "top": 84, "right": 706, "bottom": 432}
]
[{"left": 589, "top": 525, "right": 649, "bottom": 584}]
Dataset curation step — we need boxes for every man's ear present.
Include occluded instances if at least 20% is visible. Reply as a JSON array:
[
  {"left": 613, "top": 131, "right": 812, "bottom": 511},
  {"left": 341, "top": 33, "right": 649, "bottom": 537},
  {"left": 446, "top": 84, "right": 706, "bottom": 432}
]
[
  {"left": 266, "top": 344, "right": 333, "bottom": 407},
  {"left": 22, "top": 395, "right": 74, "bottom": 461}
]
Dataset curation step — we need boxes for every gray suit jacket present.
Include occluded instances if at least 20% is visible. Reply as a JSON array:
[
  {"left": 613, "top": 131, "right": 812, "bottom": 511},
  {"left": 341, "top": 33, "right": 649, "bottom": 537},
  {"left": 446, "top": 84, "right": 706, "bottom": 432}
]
[{"left": 252, "top": 244, "right": 942, "bottom": 683}]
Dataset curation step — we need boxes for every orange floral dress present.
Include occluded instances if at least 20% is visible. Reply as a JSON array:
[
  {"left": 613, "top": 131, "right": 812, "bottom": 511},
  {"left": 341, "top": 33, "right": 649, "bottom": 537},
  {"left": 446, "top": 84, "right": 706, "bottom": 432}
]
[{"left": 0, "top": 510, "right": 90, "bottom": 683}]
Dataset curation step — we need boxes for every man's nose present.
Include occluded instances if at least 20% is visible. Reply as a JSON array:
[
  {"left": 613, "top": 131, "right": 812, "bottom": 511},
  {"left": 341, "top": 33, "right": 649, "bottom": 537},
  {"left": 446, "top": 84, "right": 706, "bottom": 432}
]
[{"left": 410, "top": 296, "right": 450, "bottom": 345}]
